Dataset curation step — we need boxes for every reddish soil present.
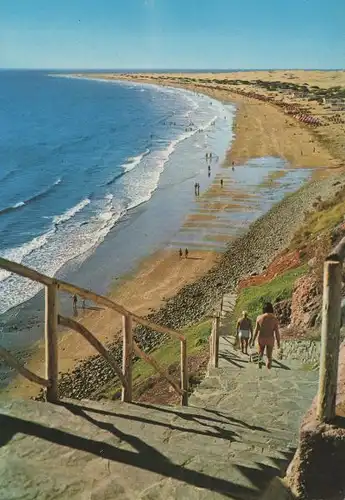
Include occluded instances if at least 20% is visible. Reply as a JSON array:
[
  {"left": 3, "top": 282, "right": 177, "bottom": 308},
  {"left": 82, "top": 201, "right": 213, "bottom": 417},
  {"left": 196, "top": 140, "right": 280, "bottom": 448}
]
[{"left": 238, "top": 250, "right": 301, "bottom": 289}]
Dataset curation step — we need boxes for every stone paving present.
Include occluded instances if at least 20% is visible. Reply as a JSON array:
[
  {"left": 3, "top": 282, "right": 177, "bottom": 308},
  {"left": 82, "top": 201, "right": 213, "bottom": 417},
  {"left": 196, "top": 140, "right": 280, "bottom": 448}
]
[{"left": 0, "top": 326, "right": 318, "bottom": 500}]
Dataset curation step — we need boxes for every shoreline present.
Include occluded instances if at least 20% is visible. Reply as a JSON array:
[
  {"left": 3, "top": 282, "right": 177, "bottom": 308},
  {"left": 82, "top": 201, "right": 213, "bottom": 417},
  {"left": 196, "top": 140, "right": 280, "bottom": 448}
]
[{"left": 2, "top": 71, "right": 344, "bottom": 400}]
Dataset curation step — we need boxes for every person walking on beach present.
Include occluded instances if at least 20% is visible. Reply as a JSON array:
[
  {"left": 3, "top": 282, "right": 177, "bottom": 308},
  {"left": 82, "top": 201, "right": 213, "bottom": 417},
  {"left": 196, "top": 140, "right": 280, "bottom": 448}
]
[
  {"left": 185, "top": 248, "right": 189, "bottom": 259},
  {"left": 179, "top": 248, "right": 183, "bottom": 259},
  {"left": 220, "top": 179, "right": 223, "bottom": 187},
  {"left": 73, "top": 294, "right": 78, "bottom": 316},
  {"left": 251, "top": 302, "right": 280, "bottom": 369},
  {"left": 194, "top": 182, "right": 198, "bottom": 196},
  {"left": 236, "top": 311, "right": 253, "bottom": 355}
]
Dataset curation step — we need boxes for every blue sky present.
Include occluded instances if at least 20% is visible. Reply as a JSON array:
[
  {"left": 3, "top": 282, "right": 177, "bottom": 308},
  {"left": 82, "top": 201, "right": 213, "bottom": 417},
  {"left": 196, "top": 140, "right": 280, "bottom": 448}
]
[{"left": 1, "top": 0, "right": 344, "bottom": 69}]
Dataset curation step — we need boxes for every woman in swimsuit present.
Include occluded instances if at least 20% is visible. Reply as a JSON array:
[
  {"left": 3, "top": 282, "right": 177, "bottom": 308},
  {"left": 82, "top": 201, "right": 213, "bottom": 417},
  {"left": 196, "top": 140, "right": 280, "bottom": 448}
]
[{"left": 251, "top": 302, "right": 280, "bottom": 369}]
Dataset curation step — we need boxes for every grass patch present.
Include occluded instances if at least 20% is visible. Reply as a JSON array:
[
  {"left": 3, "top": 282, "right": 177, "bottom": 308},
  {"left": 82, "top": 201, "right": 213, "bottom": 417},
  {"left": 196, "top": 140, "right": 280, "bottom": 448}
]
[
  {"left": 103, "top": 319, "right": 211, "bottom": 400},
  {"left": 291, "top": 186, "right": 345, "bottom": 250},
  {"left": 305, "top": 199, "right": 345, "bottom": 236},
  {"left": 231, "top": 265, "right": 308, "bottom": 333}
]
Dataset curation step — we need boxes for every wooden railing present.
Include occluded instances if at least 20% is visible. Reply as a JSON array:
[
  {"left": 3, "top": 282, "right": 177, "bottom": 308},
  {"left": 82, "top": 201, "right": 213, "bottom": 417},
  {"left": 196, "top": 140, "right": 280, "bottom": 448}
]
[
  {"left": 0, "top": 257, "right": 188, "bottom": 406},
  {"left": 317, "top": 237, "right": 345, "bottom": 422},
  {"left": 209, "top": 312, "right": 220, "bottom": 369}
]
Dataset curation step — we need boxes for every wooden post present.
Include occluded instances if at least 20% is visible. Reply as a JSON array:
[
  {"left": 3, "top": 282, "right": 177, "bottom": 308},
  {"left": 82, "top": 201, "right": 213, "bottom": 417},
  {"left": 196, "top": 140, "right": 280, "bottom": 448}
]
[
  {"left": 209, "top": 321, "right": 214, "bottom": 366},
  {"left": 209, "top": 317, "right": 216, "bottom": 368},
  {"left": 317, "top": 260, "right": 342, "bottom": 422},
  {"left": 122, "top": 314, "right": 133, "bottom": 403},
  {"left": 214, "top": 314, "right": 220, "bottom": 368},
  {"left": 181, "top": 339, "right": 188, "bottom": 406},
  {"left": 45, "top": 283, "right": 58, "bottom": 402}
]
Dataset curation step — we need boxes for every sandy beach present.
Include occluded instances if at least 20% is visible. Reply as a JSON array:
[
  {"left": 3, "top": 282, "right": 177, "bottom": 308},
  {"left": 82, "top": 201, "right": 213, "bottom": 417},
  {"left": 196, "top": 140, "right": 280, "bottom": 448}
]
[
  {"left": 3, "top": 70, "right": 345, "bottom": 400},
  {"left": 85, "top": 70, "right": 344, "bottom": 169}
]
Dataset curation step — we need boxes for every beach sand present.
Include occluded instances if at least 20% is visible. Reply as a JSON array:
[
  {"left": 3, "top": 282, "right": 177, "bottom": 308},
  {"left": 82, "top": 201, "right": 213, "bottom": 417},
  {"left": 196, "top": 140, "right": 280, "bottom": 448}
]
[
  {"left": 4, "top": 70, "right": 345, "bottom": 399},
  {"left": 86, "top": 70, "right": 344, "bottom": 170},
  {"left": 4, "top": 250, "right": 218, "bottom": 399}
]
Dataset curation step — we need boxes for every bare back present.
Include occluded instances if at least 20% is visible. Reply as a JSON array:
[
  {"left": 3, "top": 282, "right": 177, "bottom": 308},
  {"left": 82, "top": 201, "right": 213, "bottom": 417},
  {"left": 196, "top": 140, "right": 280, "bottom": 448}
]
[
  {"left": 255, "top": 313, "right": 279, "bottom": 346},
  {"left": 237, "top": 317, "right": 252, "bottom": 331}
]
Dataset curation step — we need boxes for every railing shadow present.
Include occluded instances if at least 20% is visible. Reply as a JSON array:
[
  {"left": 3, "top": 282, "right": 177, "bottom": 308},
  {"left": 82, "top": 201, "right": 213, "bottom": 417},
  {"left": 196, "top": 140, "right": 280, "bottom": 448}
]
[
  {"left": 0, "top": 409, "right": 283, "bottom": 499},
  {"left": 219, "top": 352, "right": 249, "bottom": 368}
]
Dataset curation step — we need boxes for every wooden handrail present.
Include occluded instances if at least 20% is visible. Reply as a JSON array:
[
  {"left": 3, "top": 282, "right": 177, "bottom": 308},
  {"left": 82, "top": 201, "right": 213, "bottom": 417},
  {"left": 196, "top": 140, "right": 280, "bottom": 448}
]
[
  {"left": 122, "top": 315, "right": 133, "bottom": 402},
  {"left": 0, "top": 256, "right": 184, "bottom": 342},
  {"left": 59, "top": 315, "right": 128, "bottom": 389},
  {"left": 0, "top": 256, "right": 188, "bottom": 406},
  {"left": 317, "top": 260, "right": 342, "bottom": 422},
  {"left": 0, "top": 346, "right": 50, "bottom": 388},
  {"left": 180, "top": 339, "right": 188, "bottom": 406},
  {"left": 45, "top": 284, "right": 58, "bottom": 401},
  {"left": 326, "top": 236, "right": 345, "bottom": 263},
  {"left": 0, "top": 257, "right": 53, "bottom": 286},
  {"left": 209, "top": 314, "right": 220, "bottom": 369},
  {"left": 133, "top": 340, "right": 183, "bottom": 396}
]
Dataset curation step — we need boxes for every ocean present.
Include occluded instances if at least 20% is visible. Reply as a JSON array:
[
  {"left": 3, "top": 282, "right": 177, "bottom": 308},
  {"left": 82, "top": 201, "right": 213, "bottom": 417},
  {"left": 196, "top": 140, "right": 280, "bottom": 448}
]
[{"left": 0, "top": 71, "right": 235, "bottom": 320}]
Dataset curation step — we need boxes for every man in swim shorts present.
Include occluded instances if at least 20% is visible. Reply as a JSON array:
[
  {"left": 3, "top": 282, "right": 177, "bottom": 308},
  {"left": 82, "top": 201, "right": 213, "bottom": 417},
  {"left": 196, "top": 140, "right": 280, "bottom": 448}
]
[{"left": 236, "top": 311, "right": 253, "bottom": 354}]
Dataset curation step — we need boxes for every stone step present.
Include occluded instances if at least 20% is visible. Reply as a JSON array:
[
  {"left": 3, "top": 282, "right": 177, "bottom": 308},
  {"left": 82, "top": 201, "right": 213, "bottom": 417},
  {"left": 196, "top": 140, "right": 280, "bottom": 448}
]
[
  {"left": 0, "top": 399, "right": 293, "bottom": 500},
  {"left": 138, "top": 455, "right": 287, "bottom": 500}
]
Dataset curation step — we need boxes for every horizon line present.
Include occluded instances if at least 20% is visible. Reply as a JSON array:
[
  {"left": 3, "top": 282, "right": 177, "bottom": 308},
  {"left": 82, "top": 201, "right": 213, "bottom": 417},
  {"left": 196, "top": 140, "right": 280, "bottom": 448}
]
[{"left": 1, "top": 67, "right": 345, "bottom": 72}]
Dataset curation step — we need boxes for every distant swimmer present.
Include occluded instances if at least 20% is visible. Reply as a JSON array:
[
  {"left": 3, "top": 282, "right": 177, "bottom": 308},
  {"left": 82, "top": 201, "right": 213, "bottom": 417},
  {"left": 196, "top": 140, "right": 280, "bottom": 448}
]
[
  {"left": 232, "top": 166, "right": 235, "bottom": 171},
  {"left": 194, "top": 182, "right": 198, "bottom": 196},
  {"left": 208, "top": 165, "right": 211, "bottom": 171}
]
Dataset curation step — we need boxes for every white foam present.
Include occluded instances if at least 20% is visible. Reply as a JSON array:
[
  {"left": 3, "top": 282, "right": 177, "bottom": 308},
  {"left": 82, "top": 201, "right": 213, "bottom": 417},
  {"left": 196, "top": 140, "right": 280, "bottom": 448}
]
[
  {"left": 53, "top": 198, "right": 90, "bottom": 225},
  {"left": 0, "top": 230, "right": 54, "bottom": 283},
  {"left": 122, "top": 148, "right": 150, "bottom": 173},
  {"left": 13, "top": 202, "right": 25, "bottom": 208}
]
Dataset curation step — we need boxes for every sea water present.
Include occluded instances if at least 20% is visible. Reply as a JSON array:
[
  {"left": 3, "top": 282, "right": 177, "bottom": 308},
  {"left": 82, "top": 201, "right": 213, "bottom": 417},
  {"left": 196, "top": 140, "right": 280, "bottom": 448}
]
[{"left": 0, "top": 71, "right": 235, "bottom": 317}]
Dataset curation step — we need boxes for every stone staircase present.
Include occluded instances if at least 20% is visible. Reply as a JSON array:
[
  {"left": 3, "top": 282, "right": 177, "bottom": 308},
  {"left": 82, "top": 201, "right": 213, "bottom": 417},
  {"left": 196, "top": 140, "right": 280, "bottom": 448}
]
[
  {"left": 0, "top": 328, "right": 318, "bottom": 500},
  {"left": 218, "top": 292, "right": 237, "bottom": 338}
]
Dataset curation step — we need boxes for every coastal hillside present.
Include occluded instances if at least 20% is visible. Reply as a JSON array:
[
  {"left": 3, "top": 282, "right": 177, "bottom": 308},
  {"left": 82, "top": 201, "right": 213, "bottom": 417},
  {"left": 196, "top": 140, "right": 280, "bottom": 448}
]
[
  {"left": 3, "top": 70, "right": 345, "bottom": 407},
  {"left": 45, "top": 70, "right": 344, "bottom": 404}
]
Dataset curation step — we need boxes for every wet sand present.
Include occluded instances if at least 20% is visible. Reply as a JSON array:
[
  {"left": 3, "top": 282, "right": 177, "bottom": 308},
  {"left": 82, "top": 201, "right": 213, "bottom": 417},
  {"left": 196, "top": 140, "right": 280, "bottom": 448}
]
[{"left": 4, "top": 70, "right": 343, "bottom": 399}]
